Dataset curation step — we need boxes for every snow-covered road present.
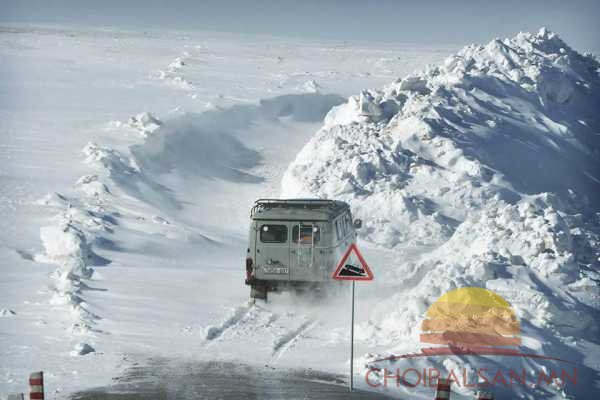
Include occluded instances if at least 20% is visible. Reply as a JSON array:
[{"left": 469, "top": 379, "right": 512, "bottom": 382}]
[{"left": 70, "top": 361, "right": 394, "bottom": 400}]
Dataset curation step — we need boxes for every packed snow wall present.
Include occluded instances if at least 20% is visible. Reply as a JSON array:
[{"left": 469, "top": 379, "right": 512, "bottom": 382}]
[{"left": 282, "top": 29, "right": 600, "bottom": 399}]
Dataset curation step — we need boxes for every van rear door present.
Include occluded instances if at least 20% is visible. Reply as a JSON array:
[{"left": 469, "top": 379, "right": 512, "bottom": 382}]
[
  {"left": 255, "top": 223, "right": 290, "bottom": 281},
  {"left": 290, "top": 222, "right": 320, "bottom": 282}
]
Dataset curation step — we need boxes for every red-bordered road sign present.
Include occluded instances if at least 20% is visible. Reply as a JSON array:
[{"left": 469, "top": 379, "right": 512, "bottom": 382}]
[{"left": 332, "top": 243, "right": 374, "bottom": 281}]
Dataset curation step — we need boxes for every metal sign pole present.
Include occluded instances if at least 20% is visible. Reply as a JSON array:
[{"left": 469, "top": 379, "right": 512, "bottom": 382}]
[{"left": 350, "top": 280, "right": 355, "bottom": 392}]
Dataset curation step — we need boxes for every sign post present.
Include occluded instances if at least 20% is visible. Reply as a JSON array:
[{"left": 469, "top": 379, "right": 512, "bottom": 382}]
[
  {"left": 350, "top": 280, "right": 355, "bottom": 391},
  {"left": 332, "top": 243, "right": 374, "bottom": 392}
]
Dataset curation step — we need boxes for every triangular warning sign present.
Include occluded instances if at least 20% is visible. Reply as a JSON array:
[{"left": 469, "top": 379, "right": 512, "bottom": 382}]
[{"left": 332, "top": 243, "right": 374, "bottom": 281}]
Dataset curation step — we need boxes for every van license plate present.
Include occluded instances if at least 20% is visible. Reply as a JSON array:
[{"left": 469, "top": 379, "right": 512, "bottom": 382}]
[{"left": 263, "top": 267, "right": 289, "bottom": 274}]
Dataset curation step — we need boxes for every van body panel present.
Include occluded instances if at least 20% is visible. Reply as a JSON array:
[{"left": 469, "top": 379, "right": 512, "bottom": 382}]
[
  {"left": 254, "top": 221, "right": 291, "bottom": 282},
  {"left": 289, "top": 221, "right": 329, "bottom": 282}
]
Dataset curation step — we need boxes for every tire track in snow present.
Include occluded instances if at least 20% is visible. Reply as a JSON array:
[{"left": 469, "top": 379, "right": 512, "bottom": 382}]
[
  {"left": 203, "top": 300, "right": 319, "bottom": 363},
  {"left": 271, "top": 319, "right": 318, "bottom": 361},
  {"left": 204, "top": 302, "right": 255, "bottom": 342}
]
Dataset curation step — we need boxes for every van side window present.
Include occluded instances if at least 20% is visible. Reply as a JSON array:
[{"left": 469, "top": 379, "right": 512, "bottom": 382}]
[
  {"left": 293, "top": 225, "right": 320, "bottom": 244},
  {"left": 341, "top": 215, "right": 348, "bottom": 237},
  {"left": 260, "top": 224, "right": 288, "bottom": 243},
  {"left": 335, "top": 219, "right": 341, "bottom": 240}
]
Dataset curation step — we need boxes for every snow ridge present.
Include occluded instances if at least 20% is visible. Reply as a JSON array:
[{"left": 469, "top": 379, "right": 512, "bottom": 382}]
[
  {"left": 283, "top": 29, "right": 600, "bottom": 398},
  {"left": 35, "top": 184, "right": 114, "bottom": 353},
  {"left": 154, "top": 52, "right": 195, "bottom": 91},
  {"left": 34, "top": 113, "right": 166, "bottom": 353}
]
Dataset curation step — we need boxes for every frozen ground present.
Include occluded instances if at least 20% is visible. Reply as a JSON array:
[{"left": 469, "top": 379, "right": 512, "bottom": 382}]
[{"left": 0, "top": 25, "right": 457, "bottom": 399}]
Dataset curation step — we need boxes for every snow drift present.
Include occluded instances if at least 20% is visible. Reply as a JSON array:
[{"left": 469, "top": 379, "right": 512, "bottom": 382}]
[
  {"left": 283, "top": 29, "right": 600, "bottom": 398},
  {"left": 130, "top": 93, "right": 344, "bottom": 186}
]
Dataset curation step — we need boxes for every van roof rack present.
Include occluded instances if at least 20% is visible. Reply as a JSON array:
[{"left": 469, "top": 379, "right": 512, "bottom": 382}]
[{"left": 250, "top": 198, "right": 344, "bottom": 217}]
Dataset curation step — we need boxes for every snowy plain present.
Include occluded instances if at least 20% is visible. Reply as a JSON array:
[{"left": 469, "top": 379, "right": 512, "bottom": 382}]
[{"left": 0, "top": 25, "right": 460, "bottom": 399}]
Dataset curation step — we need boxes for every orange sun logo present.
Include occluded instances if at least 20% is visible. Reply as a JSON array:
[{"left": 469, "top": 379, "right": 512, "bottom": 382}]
[
  {"left": 420, "top": 287, "right": 521, "bottom": 349},
  {"left": 365, "top": 286, "right": 572, "bottom": 384}
]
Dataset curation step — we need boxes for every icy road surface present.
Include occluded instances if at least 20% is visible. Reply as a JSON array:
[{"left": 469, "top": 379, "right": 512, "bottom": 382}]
[{"left": 70, "top": 361, "right": 396, "bottom": 400}]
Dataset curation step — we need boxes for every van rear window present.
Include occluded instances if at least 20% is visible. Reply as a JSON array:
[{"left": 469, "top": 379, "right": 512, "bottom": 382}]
[
  {"left": 293, "top": 225, "right": 320, "bottom": 244},
  {"left": 260, "top": 225, "right": 288, "bottom": 243}
]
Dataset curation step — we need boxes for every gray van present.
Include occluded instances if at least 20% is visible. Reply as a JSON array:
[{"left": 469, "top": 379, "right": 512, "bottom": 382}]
[{"left": 244, "top": 199, "right": 362, "bottom": 300}]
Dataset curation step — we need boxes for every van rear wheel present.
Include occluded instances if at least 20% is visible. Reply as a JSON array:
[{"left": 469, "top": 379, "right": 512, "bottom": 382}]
[
  {"left": 292, "top": 283, "right": 327, "bottom": 298},
  {"left": 250, "top": 284, "right": 268, "bottom": 301}
]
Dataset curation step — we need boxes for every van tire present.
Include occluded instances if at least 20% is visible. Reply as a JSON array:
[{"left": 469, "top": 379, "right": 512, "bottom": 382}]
[{"left": 250, "top": 285, "right": 268, "bottom": 301}]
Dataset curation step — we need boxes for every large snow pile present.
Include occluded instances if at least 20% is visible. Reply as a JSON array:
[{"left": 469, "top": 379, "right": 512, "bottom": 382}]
[
  {"left": 283, "top": 29, "right": 600, "bottom": 398},
  {"left": 284, "top": 28, "right": 600, "bottom": 249}
]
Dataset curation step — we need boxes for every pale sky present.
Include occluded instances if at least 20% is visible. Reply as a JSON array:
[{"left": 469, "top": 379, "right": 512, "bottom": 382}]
[{"left": 2, "top": 0, "right": 599, "bottom": 52}]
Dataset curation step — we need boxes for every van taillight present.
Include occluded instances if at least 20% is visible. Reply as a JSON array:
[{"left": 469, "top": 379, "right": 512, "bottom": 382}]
[{"left": 246, "top": 257, "right": 253, "bottom": 281}]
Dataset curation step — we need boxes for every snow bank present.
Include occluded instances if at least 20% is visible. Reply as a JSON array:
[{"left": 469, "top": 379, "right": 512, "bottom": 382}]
[
  {"left": 283, "top": 29, "right": 600, "bottom": 398},
  {"left": 128, "top": 112, "right": 163, "bottom": 137},
  {"left": 70, "top": 342, "right": 96, "bottom": 356},
  {"left": 0, "top": 309, "right": 16, "bottom": 317},
  {"left": 130, "top": 93, "right": 344, "bottom": 182},
  {"left": 35, "top": 159, "right": 117, "bottom": 344},
  {"left": 130, "top": 116, "right": 263, "bottom": 183},
  {"left": 155, "top": 53, "right": 194, "bottom": 90},
  {"left": 301, "top": 79, "right": 321, "bottom": 93},
  {"left": 35, "top": 203, "right": 109, "bottom": 339},
  {"left": 75, "top": 174, "right": 111, "bottom": 198},
  {"left": 82, "top": 141, "right": 180, "bottom": 210}
]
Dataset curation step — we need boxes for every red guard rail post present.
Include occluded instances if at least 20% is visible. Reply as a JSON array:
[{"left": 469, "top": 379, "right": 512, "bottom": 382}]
[
  {"left": 29, "top": 371, "right": 44, "bottom": 400},
  {"left": 434, "top": 378, "right": 451, "bottom": 399}
]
